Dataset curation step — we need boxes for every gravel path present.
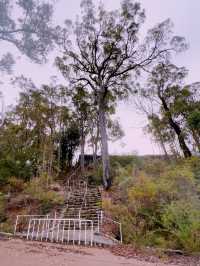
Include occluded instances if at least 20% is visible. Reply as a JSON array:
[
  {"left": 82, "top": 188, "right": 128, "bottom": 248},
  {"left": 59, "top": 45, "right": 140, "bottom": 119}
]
[{"left": 0, "top": 238, "right": 177, "bottom": 266}]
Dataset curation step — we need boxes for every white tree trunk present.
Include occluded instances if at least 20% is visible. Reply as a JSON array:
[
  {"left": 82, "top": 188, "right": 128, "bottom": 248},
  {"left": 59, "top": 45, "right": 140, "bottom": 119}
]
[
  {"left": 93, "top": 125, "right": 99, "bottom": 164},
  {"left": 98, "top": 103, "right": 110, "bottom": 189},
  {"left": 80, "top": 134, "right": 85, "bottom": 173}
]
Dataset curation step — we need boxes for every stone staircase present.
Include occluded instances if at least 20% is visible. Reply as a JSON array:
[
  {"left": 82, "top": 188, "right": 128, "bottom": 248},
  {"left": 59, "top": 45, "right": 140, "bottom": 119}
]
[
  {"left": 62, "top": 178, "right": 102, "bottom": 230},
  {"left": 14, "top": 169, "right": 121, "bottom": 246},
  {"left": 78, "top": 186, "right": 102, "bottom": 228}
]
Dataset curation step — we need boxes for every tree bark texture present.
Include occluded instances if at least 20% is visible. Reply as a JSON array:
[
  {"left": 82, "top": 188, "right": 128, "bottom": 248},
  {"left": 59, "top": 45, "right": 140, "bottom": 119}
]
[{"left": 98, "top": 102, "right": 111, "bottom": 189}]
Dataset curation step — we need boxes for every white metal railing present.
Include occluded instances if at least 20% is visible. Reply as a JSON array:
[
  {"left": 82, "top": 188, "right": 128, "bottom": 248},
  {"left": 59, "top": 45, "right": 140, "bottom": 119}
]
[
  {"left": 26, "top": 218, "right": 94, "bottom": 246},
  {"left": 14, "top": 215, "right": 49, "bottom": 235},
  {"left": 97, "top": 211, "right": 122, "bottom": 243}
]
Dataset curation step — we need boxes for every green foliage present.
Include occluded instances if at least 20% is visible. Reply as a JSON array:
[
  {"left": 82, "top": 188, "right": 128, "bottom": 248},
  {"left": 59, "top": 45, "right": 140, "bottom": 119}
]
[
  {"left": 185, "top": 156, "right": 200, "bottom": 180},
  {"left": 24, "top": 175, "right": 64, "bottom": 214},
  {"left": 86, "top": 164, "right": 103, "bottom": 186},
  {"left": 144, "top": 63, "right": 200, "bottom": 157},
  {"left": 162, "top": 200, "right": 200, "bottom": 252},
  {"left": 106, "top": 158, "right": 200, "bottom": 252},
  {"left": 0, "top": 158, "right": 34, "bottom": 185},
  {"left": 60, "top": 124, "right": 80, "bottom": 169},
  {"left": 39, "top": 191, "right": 64, "bottom": 214},
  {"left": 0, "top": 193, "right": 6, "bottom": 223},
  {"left": 0, "top": 84, "right": 83, "bottom": 180},
  {"left": 7, "top": 177, "right": 25, "bottom": 193},
  {"left": 188, "top": 110, "right": 200, "bottom": 130},
  {"left": 0, "top": 220, "right": 13, "bottom": 233},
  {"left": 0, "top": 0, "right": 58, "bottom": 69},
  {"left": 110, "top": 155, "right": 142, "bottom": 168}
]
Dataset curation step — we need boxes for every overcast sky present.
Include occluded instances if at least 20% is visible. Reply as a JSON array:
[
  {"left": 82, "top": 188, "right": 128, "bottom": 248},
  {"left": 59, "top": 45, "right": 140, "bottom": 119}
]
[{"left": 1, "top": 0, "right": 200, "bottom": 155}]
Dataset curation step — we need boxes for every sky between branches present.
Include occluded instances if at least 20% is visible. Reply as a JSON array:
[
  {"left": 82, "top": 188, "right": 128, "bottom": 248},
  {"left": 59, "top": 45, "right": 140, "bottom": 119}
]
[{"left": 2, "top": 0, "right": 200, "bottom": 155}]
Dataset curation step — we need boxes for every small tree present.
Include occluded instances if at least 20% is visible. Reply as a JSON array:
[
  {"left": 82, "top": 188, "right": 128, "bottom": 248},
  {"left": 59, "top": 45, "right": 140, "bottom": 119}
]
[
  {"left": 142, "top": 63, "right": 192, "bottom": 158},
  {"left": 71, "top": 86, "right": 91, "bottom": 173},
  {"left": 56, "top": 0, "right": 186, "bottom": 188}
]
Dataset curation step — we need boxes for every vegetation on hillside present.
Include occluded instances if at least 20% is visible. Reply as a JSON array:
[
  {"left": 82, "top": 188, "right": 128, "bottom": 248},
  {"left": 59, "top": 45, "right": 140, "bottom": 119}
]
[
  {"left": 103, "top": 155, "right": 200, "bottom": 253},
  {"left": 0, "top": 0, "right": 199, "bottom": 256},
  {"left": 0, "top": 174, "right": 65, "bottom": 233}
]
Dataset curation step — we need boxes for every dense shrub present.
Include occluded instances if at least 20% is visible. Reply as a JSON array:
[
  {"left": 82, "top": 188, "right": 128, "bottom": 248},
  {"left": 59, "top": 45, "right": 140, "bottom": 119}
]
[
  {"left": 0, "top": 193, "right": 6, "bottom": 223},
  {"left": 162, "top": 200, "right": 200, "bottom": 252},
  {"left": 110, "top": 155, "right": 142, "bottom": 168},
  {"left": 0, "top": 158, "right": 34, "bottom": 185},
  {"left": 24, "top": 174, "right": 64, "bottom": 214},
  {"left": 7, "top": 177, "right": 25, "bottom": 193},
  {"left": 105, "top": 157, "right": 200, "bottom": 252}
]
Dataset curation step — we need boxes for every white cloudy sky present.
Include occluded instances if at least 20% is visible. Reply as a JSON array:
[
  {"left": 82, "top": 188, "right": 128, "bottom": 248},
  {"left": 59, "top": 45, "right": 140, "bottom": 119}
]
[{"left": 1, "top": 0, "right": 200, "bottom": 155}]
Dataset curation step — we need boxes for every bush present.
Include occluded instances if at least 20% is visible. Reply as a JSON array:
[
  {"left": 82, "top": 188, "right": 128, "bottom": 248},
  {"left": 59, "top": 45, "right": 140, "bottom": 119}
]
[
  {"left": 110, "top": 155, "right": 142, "bottom": 168},
  {"left": 39, "top": 191, "right": 64, "bottom": 214},
  {"left": 162, "top": 200, "right": 200, "bottom": 252},
  {"left": 185, "top": 156, "right": 200, "bottom": 180},
  {"left": 7, "top": 177, "right": 25, "bottom": 193},
  {"left": 106, "top": 158, "right": 200, "bottom": 252},
  {"left": 0, "top": 193, "right": 7, "bottom": 223},
  {"left": 86, "top": 164, "right": 103, "bottom": 186},
  {"left": 24, "top": 175, "right": 64, "bottom": 214},
  {"left": 0, "top": 158, "right": 34, "bottom": 185}
]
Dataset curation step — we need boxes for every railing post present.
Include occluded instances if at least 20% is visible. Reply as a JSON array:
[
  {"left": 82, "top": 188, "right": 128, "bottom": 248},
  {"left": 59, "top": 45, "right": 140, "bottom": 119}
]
[
  {"left": 84, "top": 222, "right": 87, "bottom": 245},
  {"left": 31, "top": 219, "right": 36, "bottom": 240},
  {"left": 41, "top": 219, "right": 45, "bottom": 241},
  {"left": 67, "top": 220, "right": 70, "bottom": 243},
  {"left": 14, "top": 215, "right": 19, "bottom": 235},
  {"left": 51, "top": 219, "right": 55, "bottom": 242},
  {"left": 36, "top": 219, "right": 41, "bottom": 240},
  {"left": 119, "top": 222, "right": 123, "bottom": 244},
  {"left": 62, "top": 221, "right": 65, "bottom": 243},
  {"left": 56, "top": 220, "right": 60, "bottom": 242},
  {"left": 73, "top": 220, "right": 75, "bottom": 245},
  {"left": 46, "top": 219, "right": 50, "bottom": 241},
  {"left": 78, "top": 220, "right": 81, "bottom": 245},
  {"left": 97, "top": 212, "right": 100, "bottom": 233},
  {"left": 26, "top": 218, "right": 32, "bottom": 240},
  {"left": 90, "top": 221, "right": 94, "bottom": 246}
]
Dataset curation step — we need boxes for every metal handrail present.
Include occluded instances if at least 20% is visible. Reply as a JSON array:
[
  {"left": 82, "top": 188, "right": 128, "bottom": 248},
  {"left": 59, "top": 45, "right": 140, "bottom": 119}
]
[
  {"left": 14, "top": 214, "right": 49, "bottom": 235},
  {"left": 97, "top": 211, "right": 123, "bottom": 243},
  {"left": 26, "top": 217, "right": 94, "bottom": 246}
]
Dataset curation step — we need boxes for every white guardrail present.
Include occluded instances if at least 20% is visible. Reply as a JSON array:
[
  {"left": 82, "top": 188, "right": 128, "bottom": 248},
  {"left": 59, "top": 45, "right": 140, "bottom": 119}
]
[
  {"left": 14, "top": 215, "right": 94, "bottom": 246},
  {"left": 14, "top": 215, "right": 48, "bottom": 235},
  {"left": 97, "top": 211, "right": 123, "bottom": 244}
]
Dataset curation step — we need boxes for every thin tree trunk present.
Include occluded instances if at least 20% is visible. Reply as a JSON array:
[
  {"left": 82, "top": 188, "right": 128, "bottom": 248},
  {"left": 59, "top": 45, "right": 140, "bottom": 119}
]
[
  {"left": 98, "top": 102, "right": 110, "bottom": 189},
  {"left": 159, "top": 139, "right": 169, "bottom": 160},
  {"left": 155, "top": 125, "right": 169, "bottom": 160},
  {"left": 159, "top": 95, "right": 192, "bottom": 158},
  {"left": 80, "top": 133, "right": 85, "bottom": 173}
]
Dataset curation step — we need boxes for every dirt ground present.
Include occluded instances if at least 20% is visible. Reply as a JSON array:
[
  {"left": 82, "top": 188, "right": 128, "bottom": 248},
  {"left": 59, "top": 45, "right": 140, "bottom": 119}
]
[{"left": 0, "top": 238, "right": 180, "bottom": 266}]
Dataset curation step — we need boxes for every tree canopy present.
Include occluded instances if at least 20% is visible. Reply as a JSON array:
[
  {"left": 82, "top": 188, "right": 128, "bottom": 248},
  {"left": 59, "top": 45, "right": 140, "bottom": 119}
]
[{"left": 56, "top": 0, "right": 186, "bottom": 188}]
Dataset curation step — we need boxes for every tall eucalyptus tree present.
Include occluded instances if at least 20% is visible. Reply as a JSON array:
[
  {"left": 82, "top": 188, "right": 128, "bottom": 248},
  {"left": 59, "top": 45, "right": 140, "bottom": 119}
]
[{"left": 56, "top": 0, "right": 186, "bottom": 188}]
